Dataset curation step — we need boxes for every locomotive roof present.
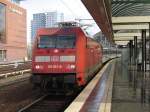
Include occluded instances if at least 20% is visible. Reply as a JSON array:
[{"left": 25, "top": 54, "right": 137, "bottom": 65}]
[
  {"left": 37, "top": 26, "right": 92, "bottom": 38},
  {"left": 58, "top": 22, "right": 80, "bottom": 28}
]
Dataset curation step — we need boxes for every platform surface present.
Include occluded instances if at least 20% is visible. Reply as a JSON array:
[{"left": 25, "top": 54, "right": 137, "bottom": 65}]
[
  {"left": 111, "top": 58, "right": 150, "bottom": 112},
  {"left": 65, "top": 59, "right": 116, "bottom": 112},
  {"left": 66, "top": 54, "right": 150, "bottom": 112},
  {"left": 80, "top": 61, "right": 115, "bottom": 112}
]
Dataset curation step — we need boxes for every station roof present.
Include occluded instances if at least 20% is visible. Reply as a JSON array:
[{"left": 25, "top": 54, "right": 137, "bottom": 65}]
[
  {"left": 81, "top": 0, "right": 113, "bottom": 42},
  {"left": 82, "top": 0, "right": 150, "bottom": 45},
  {"left": 112, "top": 0, "right": 150, "bottom": 17}
]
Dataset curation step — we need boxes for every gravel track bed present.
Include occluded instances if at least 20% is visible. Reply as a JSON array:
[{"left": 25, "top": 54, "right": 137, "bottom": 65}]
[{"left": 0, "top": 80, "right": 42, "bottom": 112}]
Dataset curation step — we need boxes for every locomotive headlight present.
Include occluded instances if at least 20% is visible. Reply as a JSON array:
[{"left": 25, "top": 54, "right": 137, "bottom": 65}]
[
  {"left": 35, "top": 65, "right": 40, "bottom": 69},
  {"left": 54, "top": 49, "right": 59, "bottom": 53},
  {"left": 70, "top": 64, "right": 75, "bottom": 69},
  {"left": 67, "top": 64, "right": 75, "bottom": 69},
  {"left": 35, "top": 65, "right": 43, "bottom": 69}
]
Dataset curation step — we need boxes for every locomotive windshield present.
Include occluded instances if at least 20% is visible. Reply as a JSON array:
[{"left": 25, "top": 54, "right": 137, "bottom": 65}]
[{"left": 38, "top": 35, "right": 75, "bottom": 48}]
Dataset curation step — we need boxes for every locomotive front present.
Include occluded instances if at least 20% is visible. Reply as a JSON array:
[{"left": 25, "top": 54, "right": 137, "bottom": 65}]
[{"left": 32, "top": 25, "right": 78, "bottom": 90}]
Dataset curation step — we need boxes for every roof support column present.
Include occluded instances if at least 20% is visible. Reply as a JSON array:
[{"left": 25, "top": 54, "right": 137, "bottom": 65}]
[
  {"left": 134, "top": 36, "right": 137, "bottom": 66},
  {"left": 129, "top": 40, "right": 133, "bottom": 65},
  {"left": 149, "top": 23, "right": 150, "bottom": 70},
  {"left": 141, "top": 30, "right": 146, "bottom": 72}
]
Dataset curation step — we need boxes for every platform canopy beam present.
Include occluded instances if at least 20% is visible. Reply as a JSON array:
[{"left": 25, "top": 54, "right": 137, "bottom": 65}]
[
  {"left": 115, "top": 41, "right": 129, "bottom": 45},
  {"left": 112, "top": 0, "right": 150, "bottom": 4},
  {"left": 113, "top": 24, "right": 149, "bottom": 30},
  {"left": 114, "top": 36, "right": 141, "bottom": 41},
  {"left": 112, "top": 16, "right": 150, "bottom": 24},
  {"left": 82, "top": 0, "right": 113, "bottom": 42},
  {"left": 112, "top": 0, "right": 150, "bottom": 45},
  {"left": 114, "top": 32, "right": 150, "bottom": 37}
]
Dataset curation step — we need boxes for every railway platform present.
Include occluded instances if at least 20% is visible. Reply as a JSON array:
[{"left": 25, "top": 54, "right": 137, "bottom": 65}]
[
  {"left": 65, "top": 53, "right": 150, "bottom": 112},
  {"left": 65, "top": 59, "right": 116, "bottom": 112},
  {"left": 112, "top": 60, "right": 150, "bottom": 112}
]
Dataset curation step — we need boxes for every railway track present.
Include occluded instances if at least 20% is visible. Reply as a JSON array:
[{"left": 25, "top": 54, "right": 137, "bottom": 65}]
[
  {"left": 18, "top": 94, "right": 76, "bottom": 112},
  {"left": 0, "top": 62, "right": 31, "bottom": 79},
  {"left": 0, "top": 62, "right": 31, "bottom": 74},
  {"left": 0, "top": 76, "right": 30, "bottom": 89},
  {"left": 17, "top": 61, "right": 110, "bottom": 112}
]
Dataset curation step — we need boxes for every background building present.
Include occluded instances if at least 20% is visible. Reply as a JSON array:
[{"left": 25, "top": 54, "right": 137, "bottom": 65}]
[
  {"left": 31, "top": 11, "right": 64, "bottom": 43},
  {"left": 31, "top": 13, "right": 46, "bottom": 42},
  {"left": 46, "top": 12, "right": 64, "bottom": 28},
  {"left": 10, "top": 0, "right": 22, "bottom": 4},
  {"left": 0, "top": 0, "right": 27, "bottom": 62}
]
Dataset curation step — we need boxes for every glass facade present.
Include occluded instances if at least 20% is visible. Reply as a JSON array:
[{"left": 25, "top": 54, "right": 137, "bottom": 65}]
[
  {"left": 0, "top": 3, "right": 6, "bottom": 42},
  {"left": 31, "top": 12, "right": 64, "bottom": 43},
  {"left": 10, "top": 0, "right": 20, "bottom": 4}
]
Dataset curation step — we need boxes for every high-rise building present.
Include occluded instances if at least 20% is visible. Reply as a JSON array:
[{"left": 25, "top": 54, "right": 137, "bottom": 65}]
[
  {"left": 0, "top": 0, "right": 27, "bottom": 62},
  {"left": 31, "top": 11, "right": 64, "bottom": 43},
  {"left": 9, "top": 0, "right": 23, "bottom": 4},
  {"left": 46, "top": 12, "right": 64, "bottom": 28},
  {"left": 31, "top": 13, "right": 46, "bottom": 42}
]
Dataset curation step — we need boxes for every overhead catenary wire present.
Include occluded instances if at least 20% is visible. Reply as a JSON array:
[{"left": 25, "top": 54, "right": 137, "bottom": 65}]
[{"left": 58, "top": 0, "right": 78, "bottom": 19}]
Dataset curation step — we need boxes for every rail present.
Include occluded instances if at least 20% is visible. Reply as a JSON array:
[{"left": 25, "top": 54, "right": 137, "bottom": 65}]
[
  {"left": 0, "top": 69, "right": 31, "bottom": 78},
  {"left": 0, "top": 61, "right": 31, "bottom": 67},
  {"left": 18, "top": 95, "right": 48, "bottom": 112},
  {"left": 0, "top": 61, "right": 31, "bottom": 79},
  {"left": 18, "top": 94, "right": 76, "bottom": 112}
]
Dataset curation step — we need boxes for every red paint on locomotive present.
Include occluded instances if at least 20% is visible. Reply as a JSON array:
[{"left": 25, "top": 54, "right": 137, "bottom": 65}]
[{"left": 32, "top": 26, "right": 103, "bottom": 89}]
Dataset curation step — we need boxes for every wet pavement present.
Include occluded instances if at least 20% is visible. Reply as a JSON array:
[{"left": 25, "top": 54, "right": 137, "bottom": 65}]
[
  {"left": 80, "top": 61, "right": 115, "bottom": 112},
  {"left": 112, "top": 58, "right": 150, "bottom": 112}
]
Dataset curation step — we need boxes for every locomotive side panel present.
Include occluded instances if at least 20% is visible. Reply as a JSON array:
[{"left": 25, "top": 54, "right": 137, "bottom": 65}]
[
  {"left": 76, "top": 29, "right": 87, "bottom": 86},
  {"left": 85, "top": 38, "right": 102, "bottom": 81}
]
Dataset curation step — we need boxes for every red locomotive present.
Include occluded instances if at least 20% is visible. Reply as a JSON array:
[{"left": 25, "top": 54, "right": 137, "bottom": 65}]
[{"left": 31, "top": 22, "right": 103, "bottom": 91}]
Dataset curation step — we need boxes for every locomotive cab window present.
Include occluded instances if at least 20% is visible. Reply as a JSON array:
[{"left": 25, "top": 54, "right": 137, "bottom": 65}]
[
  {"left": 57, "top": 35, "right": 75, "bottom": 48},
  {"left": 38, "top": 36, "right": 56, "bottom": 48},
  {"left": 38, "top": 35, "right": 76, "bottom": 48}
]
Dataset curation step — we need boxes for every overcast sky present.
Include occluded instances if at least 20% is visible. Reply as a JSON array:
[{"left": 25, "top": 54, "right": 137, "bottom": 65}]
[{"left": 20, "top": 0, "right": 100, "bottom": 41}]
